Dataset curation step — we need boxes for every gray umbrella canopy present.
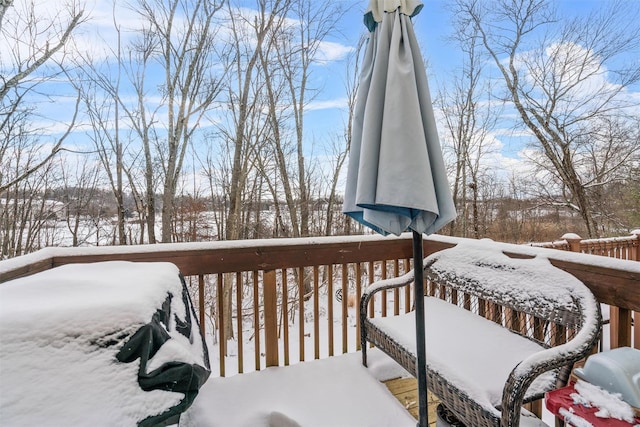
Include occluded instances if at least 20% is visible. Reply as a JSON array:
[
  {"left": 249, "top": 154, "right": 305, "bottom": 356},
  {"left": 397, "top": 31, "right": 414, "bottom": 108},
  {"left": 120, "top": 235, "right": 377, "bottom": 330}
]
[
  {"left": 343, "top": 2, "right": 456, "bottom": 426},
  {"left": 343, "top": 0, "right": 456, "bottom": 236}
]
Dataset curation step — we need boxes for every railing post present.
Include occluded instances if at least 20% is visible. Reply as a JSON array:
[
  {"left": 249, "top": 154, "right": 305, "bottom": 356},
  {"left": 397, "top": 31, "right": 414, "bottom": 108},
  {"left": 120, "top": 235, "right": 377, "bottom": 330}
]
[
  {"left": 610, "top": 308, "right": 633, "bottom": 349},
  {"left": 562, "top": 233, "right": 582, "bottom": 253},
  {"left": 631, "top": 229, "right": 640, "bottom": 262},
  {"left": 263, "top": 269, "right": 279, "bottom": 367}
]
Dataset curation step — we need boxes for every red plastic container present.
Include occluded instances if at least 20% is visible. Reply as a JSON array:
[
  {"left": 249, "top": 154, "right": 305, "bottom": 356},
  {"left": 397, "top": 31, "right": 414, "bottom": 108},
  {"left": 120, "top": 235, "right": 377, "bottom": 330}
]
[{"left": 545, "top": 383, "right": 640, "bottom": 427}]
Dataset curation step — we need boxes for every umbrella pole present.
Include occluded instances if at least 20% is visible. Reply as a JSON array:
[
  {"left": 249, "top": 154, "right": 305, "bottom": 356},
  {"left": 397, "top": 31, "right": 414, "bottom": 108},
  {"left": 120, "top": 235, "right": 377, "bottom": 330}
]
[{"left": 412, "top": 230, "right": 429, "bottom": 427}]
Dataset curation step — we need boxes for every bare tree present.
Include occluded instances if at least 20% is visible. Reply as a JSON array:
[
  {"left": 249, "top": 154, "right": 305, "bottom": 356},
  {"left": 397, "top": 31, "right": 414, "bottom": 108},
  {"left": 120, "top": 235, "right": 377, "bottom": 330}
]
[
  {"left": 0, "top": 128, "right": 61, "bottom": 258},
  {"left": 437, "top": 18, "right": 501, "bottom": 238},
  {"left": 0, "top": 0, "right": 85, "bottom": 195},
  {"left": 584, "top": 116, "right": 640, "bottom": 231},
  {"left": 104, "top": 0, "right": 225, "bottom": 243},
  {"left": 0, "top": 0, "right": 85, "bottom": 258},
  {"left": 324, "top": 34, "right": 365, "bottom": 236},
  {"left": 256, "top": 2, "right": 296, "bottom": 236},
  {"left": 266, "top": 0, "right": 345, "bottom": 238},
  {"left": 221, "top": 0, "right": 292, "bottom": 244},
  {"left": 457, "top": 0, "right": 640, "bottom": 237},
  {"left": 57, "top": 153, "right": 103, "bottom": 247},
  {"left": 73, "top": 4, "right": 130, "bottom": 245},
  {"left": 0, "top": 0, "right": 11, "bottom": 29}
]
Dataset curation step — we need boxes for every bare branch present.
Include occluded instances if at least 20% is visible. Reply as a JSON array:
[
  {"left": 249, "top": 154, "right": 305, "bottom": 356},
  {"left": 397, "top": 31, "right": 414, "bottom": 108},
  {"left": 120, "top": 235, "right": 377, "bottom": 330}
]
[{"left": 0, "top": 92, "right": 80, "bottom": 194}]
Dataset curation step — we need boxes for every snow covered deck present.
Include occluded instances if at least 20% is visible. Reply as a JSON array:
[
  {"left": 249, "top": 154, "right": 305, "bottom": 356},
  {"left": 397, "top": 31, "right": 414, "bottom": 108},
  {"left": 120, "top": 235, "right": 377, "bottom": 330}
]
[
  {"left": 180, "top": 349, "right": 418, "bottom": 427},
  {"left": 0, "top": 234, "right": 638, "bottom": 425}
]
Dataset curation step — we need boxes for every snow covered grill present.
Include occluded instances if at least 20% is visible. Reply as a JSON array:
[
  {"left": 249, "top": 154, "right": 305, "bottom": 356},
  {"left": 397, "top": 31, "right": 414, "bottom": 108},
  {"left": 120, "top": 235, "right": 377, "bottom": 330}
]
[
  {"left": 360, "top": 242, "right": 603, "bottom": 427},
  {"left": 0, "top": 261, "right": 210, "bottom": 427}
]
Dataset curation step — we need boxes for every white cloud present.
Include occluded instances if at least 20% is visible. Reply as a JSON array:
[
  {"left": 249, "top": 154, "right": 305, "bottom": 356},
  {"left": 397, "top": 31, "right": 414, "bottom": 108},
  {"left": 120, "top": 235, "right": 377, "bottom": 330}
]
[
  {"left": 313, "top": 41, "right": 354, "bottom": 65},
  {"left": 306, "top": 97, "right": 348, "bottom": 111}
]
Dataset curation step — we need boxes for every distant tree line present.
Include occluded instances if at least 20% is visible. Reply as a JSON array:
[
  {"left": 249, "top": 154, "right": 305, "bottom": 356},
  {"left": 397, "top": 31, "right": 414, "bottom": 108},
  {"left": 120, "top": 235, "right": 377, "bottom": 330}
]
[{"left": 1, "top": 0, "right": 639, "bottom": 261}]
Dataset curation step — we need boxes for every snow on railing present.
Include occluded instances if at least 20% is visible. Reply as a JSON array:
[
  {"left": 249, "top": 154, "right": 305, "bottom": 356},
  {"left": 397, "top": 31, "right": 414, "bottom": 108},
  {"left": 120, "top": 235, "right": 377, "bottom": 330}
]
[{"left": 530, "top": 230, "right": 640, "bottom": 261}]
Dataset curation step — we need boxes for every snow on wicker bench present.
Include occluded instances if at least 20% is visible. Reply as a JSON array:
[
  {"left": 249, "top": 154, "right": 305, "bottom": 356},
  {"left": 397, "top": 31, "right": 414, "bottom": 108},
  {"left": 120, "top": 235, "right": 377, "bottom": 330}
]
[{"left": 360, "top": 242, "right": 602, "bottom": 427}]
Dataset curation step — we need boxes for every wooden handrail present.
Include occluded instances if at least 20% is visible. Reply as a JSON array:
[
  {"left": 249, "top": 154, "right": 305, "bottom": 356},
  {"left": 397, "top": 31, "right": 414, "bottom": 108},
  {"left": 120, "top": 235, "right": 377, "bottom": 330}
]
[
  {"left": 0, "top": 235, "right": 427, "bottom": 282},
  {"left": 1, "top": 234, "right": 638, "bottom": 375},
  {"left": 532, "top": 231, "right": 640, "bottom": 261}
]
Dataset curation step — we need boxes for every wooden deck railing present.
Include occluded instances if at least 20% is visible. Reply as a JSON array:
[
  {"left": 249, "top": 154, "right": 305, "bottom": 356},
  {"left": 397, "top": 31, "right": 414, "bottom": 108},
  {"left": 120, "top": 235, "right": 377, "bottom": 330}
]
[
  {"left": 531, "top": 231, "right": 640, "bottom": 351},
  {"left": 531, "top": 231, "right": 640, "bottom": 261},
  {"left": 1, "top": 234, "right": 639, "bottom": 377}
]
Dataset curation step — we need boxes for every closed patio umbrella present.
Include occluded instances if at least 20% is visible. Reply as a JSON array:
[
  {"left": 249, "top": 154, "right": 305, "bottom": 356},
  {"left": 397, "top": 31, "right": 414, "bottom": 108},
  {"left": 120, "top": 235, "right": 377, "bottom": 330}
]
[{"left": 343, "top": 1, "right": 456, "bottom": 426}]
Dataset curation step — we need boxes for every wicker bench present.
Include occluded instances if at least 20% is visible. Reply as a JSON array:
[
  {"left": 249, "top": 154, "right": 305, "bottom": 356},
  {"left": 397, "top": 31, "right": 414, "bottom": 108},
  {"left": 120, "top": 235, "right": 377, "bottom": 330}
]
[{"left": 360, "top": 242, "right": 602, "bottom": 427}]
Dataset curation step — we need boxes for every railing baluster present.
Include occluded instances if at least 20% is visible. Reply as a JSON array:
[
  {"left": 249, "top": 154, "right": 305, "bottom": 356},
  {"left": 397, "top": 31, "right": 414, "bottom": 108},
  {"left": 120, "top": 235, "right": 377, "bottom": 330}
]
[
  {"left": 492, "top": 303, "right": 502, "bottom": 325},
  {"left": 263, "top": 269, "right": 278, "bottom": 367},
  {"left": 404, "top": 258, "right": 411, "bottom": 313},
  {"left": 381, "top": 261, "right": 387, "bottom": 317},
  {"left": 236, "top": 272, "right": 243, "bottom": 374},
  {"left": 282, "top": 268, "right": 290, "bottom": 366},
  {"left": 313, "top": 266, "right": 320, "bottom": 360},
  {"left": 552, "top": 324, "right": 566, "bottom": 346},
  {"left": 368, "top": 262, "right": 375, "bottom": 318},
  {"left": 341, "top": 263, "right": 348, "bottom": 354},
  {"left": 394, "top": 259, "right": 400, "bottom": 316},
  {"left": 327, "top": 264, "right": 334, "bottom": 356},
  {"left": 463, "top": 293, "right": 471, "bottom": 311},
  {"left": 533, "top": 316, "right": 544, "bottom": 343},
  {"left": 253, "top": 270, "right": 260, "bottom": 371},
  {"left": 610, "top": 307, "right": 632, "bottom": 349},
  {"left": 298, "top": 267, "right": 304, "bottom": 362},
  {"left": 217, "top": 273, "right": 225, "bottom": 377},
  {"left": 478, "top": 298, "right": 487, "bottom": 318}
]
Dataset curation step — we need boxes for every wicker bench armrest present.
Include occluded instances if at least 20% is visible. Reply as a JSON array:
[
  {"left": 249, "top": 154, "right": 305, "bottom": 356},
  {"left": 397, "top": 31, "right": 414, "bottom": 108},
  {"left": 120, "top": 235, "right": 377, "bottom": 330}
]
[
  {"left": 360, "top": 270, "right": 412, "bottom": 312},
  {"left": 499, "top": 295, "right": 602, "bottom": 425},
  {"left": 361, "top": 258, "right": 436, "bottom": 310}
]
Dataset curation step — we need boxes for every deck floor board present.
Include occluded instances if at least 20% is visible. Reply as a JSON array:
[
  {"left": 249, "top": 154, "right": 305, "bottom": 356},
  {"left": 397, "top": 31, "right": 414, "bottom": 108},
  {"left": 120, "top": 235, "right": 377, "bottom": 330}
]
[{"left": 383, "top": 377, "right": 439, "bottom": 425}]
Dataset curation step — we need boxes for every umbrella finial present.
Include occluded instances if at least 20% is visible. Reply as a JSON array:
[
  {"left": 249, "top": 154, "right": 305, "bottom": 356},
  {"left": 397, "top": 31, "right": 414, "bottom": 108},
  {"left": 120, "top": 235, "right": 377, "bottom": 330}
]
[{"left": 364, "top": 0, "right": 424, "bottom": 32}]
